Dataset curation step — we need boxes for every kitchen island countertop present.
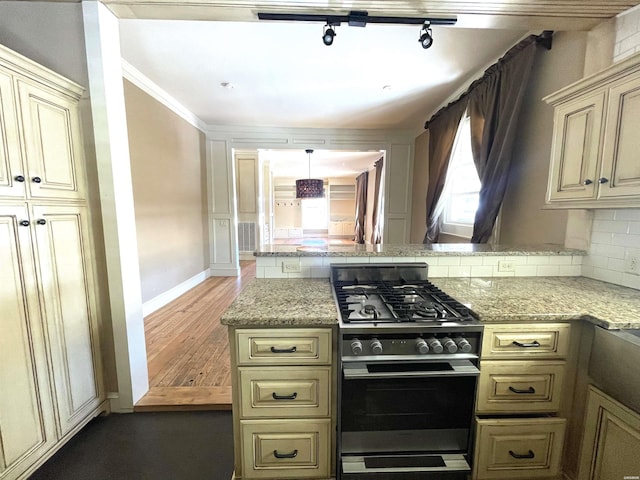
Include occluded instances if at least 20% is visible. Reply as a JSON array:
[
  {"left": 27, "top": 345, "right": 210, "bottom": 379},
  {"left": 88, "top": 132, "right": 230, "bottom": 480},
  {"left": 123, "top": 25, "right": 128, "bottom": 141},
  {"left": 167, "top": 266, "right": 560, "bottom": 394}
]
[
  {"left": 254, "top": 243, "right": 584, "bottom": 257},
  {"left": 221, "top": 276, "right": 640, "bottom": 329}
]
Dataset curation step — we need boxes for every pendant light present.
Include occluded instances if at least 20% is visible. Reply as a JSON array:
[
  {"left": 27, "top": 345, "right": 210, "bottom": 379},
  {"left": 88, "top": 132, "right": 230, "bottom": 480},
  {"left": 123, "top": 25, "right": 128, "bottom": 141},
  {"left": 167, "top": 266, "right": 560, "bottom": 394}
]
[{"left": 296, "top": 149, "right": 324, "bottom": 198}]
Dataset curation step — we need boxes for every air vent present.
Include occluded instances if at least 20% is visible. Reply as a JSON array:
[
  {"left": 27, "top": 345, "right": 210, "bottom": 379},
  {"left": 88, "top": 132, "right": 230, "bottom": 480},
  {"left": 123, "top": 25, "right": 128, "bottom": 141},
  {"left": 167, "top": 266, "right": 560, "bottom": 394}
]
[{"left": 237, "top": 222, "right": 256, "bottom": 252}]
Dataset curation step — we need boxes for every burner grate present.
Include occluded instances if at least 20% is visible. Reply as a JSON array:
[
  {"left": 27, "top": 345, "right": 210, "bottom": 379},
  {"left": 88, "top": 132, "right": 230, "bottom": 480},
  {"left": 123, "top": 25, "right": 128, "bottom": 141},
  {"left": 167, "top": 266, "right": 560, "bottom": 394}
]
[{"left": 334, "top": 279, "right": 474, "bottom": 324}]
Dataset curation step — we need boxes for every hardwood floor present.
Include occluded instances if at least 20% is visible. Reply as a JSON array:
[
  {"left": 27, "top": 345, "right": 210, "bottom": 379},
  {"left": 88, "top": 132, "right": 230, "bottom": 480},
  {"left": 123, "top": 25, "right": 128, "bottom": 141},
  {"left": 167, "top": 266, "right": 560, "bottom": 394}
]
[{"left": 135, "top": 261, "right": 256, "bottom": 411}]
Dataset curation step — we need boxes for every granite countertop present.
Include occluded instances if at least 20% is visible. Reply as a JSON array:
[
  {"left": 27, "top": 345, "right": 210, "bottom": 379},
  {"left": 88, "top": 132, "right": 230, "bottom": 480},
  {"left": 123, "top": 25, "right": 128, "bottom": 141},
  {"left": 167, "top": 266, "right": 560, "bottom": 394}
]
[
  {"left": 254, "top": 243, "right": 584, "bottom": 257},
  {"left": 220, "top": 279, "right": 338, "bottom": 326},
  {"left": 221, "top": 276, "right": 640, "bottom": 329},
  {"left": 431, "top": 276, "right": 640, "bottom": 329}
]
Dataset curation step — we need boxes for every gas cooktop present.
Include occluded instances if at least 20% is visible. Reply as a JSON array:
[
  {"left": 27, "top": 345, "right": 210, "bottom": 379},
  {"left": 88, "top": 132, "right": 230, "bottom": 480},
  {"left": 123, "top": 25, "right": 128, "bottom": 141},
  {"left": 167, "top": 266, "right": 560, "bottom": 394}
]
[{"left": 331, "top": 262, "right": 479, "bottom": 328}]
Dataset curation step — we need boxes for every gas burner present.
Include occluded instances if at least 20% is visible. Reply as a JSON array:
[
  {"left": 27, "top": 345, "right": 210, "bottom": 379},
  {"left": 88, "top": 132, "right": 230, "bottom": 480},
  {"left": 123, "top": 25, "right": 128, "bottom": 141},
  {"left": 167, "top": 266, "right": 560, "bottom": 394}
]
[{"left": 331, "top": 263, "right": 478, "bottom": 326}]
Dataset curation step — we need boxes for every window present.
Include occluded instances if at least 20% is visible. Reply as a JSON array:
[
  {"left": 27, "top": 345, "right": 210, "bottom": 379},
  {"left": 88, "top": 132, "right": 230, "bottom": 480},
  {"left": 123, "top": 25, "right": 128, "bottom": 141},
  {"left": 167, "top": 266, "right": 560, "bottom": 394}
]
[
  {"left": 440, "top": 115, "right": 481, "bottom": 239},
  {"left": 301, "top": 197, "right": 328, "bottom": 230}
]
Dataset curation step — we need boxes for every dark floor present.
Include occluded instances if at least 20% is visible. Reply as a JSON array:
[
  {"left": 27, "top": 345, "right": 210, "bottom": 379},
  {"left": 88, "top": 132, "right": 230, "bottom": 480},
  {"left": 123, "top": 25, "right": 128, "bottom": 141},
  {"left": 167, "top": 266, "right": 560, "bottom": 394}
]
[{"left": 30, "top": 411, "right": 234, "bottom": 480}]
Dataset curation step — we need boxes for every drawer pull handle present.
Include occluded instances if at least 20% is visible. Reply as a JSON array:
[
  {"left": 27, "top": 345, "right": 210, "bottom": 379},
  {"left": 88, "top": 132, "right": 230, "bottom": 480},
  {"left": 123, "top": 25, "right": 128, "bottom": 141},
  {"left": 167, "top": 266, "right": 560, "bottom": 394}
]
[
  {"left": 272, "top": 392, "right": 298, "bottom": 400},
  {"left": 274, "top": 449, "right": 298, "bottom": 459},
  {"left": 270, "top": 346, "right": 297, "bottom": 354},
  {"left": 512, "top": 340, "right": 540, "bottom": 348},
  {"left": 509, "top": 449, "right": 535, "bottom": 459},
  {"left": 509, "top": 386, "right": 536, "bottom": 394}
]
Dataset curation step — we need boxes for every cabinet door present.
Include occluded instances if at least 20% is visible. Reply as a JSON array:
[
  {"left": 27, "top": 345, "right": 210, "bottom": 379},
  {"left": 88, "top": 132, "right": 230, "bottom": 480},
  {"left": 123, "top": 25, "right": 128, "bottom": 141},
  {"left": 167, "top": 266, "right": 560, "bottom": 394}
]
[
  {"left": 599, "top": 75, "right": 640, "bottom": 198},
  {"left": 0, "top": 205, "right": 56, "bottom": 477},
  {"left": 30, "top": 204, "right": 102, "bottom": 437},
  {"left": 0, "top": 68, "right": 26, "bottom": 198},
  {"left": 547, "top": 91, "right": 605, "bottom": 202},
  {"left": 578, "top": 385, "right": 640, "bottom": 480},
  {"left": 16, "top": 80, "right": 86, "bottom": 200}
]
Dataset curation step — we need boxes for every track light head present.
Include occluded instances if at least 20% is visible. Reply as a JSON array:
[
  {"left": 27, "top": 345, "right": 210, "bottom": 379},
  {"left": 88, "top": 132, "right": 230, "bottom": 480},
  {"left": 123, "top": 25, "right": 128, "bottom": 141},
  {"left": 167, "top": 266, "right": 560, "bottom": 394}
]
[
  {"left": 419, "top": 22, "right": 433, "bottom": 49},
  {"left": 322, "top": 23, "right": 336, "bottom": 46}
]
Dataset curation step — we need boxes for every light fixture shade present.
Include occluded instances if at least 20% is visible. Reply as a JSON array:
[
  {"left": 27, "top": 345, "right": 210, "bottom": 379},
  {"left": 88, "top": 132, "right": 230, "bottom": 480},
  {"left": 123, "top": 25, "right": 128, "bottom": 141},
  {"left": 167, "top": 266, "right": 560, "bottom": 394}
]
[{"left": 296, "top": 178, "right": 324, "bottom": 198}]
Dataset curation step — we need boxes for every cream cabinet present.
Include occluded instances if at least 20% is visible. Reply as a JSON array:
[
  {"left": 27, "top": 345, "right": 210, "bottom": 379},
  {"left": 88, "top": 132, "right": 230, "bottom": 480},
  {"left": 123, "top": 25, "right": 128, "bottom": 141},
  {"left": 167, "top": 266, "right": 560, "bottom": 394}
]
[
  {"left": 475, "top": 417, "right": 566, "bottom": 479},
  {"left": 328, "top": 221, "right": 353, "bottom": 237},
  {"left": 474, "top": 323, "right": 571, "bottom": 480},
  {"left": 544, "top": 51, "right": 640, "bottom": 208},
  {"left": 231, "top": 328, "right": 334, "bottom": 480},
  {"left": 0, "top": 44, "right": 105, "bottom": 480},
  {"left": 578, "top": 385, "right": 640, "bottom": 480}
]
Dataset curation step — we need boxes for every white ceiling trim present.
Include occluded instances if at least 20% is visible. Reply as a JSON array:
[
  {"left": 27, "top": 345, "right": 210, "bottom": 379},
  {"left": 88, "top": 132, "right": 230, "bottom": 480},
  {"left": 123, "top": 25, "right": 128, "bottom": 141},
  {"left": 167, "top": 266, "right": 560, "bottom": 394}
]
[{"left": 121, "top": 58, "right": 207, "bottom": 132}]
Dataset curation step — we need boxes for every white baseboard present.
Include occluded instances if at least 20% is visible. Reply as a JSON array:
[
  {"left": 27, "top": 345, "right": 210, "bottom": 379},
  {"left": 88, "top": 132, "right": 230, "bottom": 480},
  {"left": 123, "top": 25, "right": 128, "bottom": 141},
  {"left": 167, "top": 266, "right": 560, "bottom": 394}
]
[
  {"left": 142, "top": 268, "right": 211, "bottom": 317},
  {"left": 210, "top": 265, "right": 241, "bottom": 276}
]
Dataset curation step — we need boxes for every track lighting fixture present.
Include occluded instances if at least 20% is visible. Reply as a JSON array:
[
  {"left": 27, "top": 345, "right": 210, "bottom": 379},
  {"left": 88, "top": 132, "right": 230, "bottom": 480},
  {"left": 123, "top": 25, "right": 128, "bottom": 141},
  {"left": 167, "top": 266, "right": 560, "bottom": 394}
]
[
  {"left": 419, "top": 22, "right": 433, "bottom": 49},
  {"left": 258, "top": 10, "right": 455, "bottom": 49},
  {"left": 323, "top": 23, "right": 336, "bottom": 46}
]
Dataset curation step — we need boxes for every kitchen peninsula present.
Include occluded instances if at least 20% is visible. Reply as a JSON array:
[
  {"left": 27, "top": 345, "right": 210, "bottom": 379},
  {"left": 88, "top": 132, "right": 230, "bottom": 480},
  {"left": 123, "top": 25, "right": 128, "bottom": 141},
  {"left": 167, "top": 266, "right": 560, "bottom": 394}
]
[{"left": 222, "top": 244, "right": 640, "bottom": 480}]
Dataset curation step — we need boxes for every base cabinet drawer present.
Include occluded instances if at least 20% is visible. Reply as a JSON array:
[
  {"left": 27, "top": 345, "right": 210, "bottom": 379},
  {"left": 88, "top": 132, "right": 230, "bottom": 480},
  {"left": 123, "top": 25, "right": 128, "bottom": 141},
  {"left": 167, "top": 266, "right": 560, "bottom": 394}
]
[
  {"left": 240, "top": 419, "right": 331, "bottom": 479},
  {"left": 477, "top": 361, "right": 566, "bottom": 413},
  {"left": 474, "top": 417, "right": 566, "bottom": 479},
  {"left": 481, "top": 324, "right": 570, "bottom": 359},
  {"left": 239, "top": 366, "right": 331, "bottom": 418},
  {"left": 236, "top": 329, "right": 332, "bottom": 365}
]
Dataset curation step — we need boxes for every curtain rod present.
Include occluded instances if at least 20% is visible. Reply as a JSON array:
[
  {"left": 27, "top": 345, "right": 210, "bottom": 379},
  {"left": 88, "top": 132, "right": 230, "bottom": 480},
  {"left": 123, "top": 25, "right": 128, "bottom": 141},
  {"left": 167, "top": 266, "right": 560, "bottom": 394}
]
[{"left": 424, "top": 30, "right": 553, "bottom": 130}]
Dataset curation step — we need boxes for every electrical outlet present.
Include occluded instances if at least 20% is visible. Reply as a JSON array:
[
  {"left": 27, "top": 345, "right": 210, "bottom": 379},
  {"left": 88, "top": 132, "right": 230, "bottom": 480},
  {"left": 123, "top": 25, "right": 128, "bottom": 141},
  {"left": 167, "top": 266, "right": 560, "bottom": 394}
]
[
  {"left": 625, "top": 252, "right": 640, "bottom": 276},
  {"left": 282, "top": 260, "right": 301, "bottom": 273},
  {"left": 497, "top": 260, "right": 515, "bottom": 272}
]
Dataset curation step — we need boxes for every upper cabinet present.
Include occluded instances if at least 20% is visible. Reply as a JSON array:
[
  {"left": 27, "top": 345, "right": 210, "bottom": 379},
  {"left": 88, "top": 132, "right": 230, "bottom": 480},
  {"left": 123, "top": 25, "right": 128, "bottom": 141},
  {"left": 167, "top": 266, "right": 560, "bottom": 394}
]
[
  {"left": 0, "top": 48, "right": 86, "bottom": 201},
  {"left": 544, "top": 51, "right": 640, "bottom": 208}
]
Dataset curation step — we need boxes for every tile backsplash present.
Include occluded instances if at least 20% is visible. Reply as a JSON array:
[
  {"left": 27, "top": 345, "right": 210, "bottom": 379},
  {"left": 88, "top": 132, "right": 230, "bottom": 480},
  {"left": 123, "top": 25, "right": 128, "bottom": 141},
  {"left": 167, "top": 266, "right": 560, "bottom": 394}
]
[
  {"left": 255, "top": 254, "right": 584, "bottom": 279},
  {"left": 582, "top": 209, "right": 640, "bottom": 290}
]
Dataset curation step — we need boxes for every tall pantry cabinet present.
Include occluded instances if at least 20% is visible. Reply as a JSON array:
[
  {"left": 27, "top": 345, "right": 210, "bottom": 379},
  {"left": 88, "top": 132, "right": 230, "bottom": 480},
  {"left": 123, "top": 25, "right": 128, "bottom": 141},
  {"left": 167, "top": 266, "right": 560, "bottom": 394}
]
[{"left": 0, "top": 44, "right": 106, "bottom": 479}]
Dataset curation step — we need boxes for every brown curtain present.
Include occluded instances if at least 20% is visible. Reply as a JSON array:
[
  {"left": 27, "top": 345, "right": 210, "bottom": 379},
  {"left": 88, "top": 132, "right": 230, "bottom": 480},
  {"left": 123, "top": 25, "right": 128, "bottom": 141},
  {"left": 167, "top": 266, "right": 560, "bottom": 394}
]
[
  {"left": 422, "top": 101, "right": 467, "bottom": 243},
  {"left": 370, "top": 158, "right": 384, "bottom": 244},
  {"left": 354, "top": 171, "right": 368, "bottom": 244},
  {"left": 468, "top": 38, "right": 538, "bottom": 243}
]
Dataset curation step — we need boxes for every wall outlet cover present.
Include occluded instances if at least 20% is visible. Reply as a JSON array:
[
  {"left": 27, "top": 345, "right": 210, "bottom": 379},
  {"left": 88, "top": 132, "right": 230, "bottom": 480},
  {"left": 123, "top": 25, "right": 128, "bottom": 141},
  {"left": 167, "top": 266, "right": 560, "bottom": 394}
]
[
  {"left": 497, "top": 260, "right": 515, "bottom": 272},
  {"left": 282, "top": 260, "right": 301, "bottom": 273},
  {"left": 625, "top": 252, "right": 640, "bottom": 276}
]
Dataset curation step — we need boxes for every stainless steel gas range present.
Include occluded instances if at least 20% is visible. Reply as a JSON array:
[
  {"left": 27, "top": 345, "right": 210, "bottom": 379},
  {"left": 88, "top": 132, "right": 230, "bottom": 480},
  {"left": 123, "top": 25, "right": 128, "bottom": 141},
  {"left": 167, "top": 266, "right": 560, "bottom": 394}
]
[{"left": 331, "top": 262, "right": 483, "bottom": 480}]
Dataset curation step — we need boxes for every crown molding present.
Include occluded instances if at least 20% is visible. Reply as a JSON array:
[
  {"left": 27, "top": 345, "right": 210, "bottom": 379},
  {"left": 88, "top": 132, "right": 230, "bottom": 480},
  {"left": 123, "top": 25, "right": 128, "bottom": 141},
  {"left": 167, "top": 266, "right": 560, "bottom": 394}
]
[{"left": 121, "top": 58, "right": 207, "bottom": 132}]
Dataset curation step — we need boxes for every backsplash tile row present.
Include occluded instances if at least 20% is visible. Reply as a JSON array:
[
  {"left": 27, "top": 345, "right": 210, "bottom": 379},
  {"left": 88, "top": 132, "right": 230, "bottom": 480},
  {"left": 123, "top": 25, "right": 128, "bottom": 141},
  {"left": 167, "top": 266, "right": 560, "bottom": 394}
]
[
  {"left": 255, "top": 255, "right": 584, "bottom": 279},
  {"left": 582, "top": 209, "right": 640, "bottom": 290}
]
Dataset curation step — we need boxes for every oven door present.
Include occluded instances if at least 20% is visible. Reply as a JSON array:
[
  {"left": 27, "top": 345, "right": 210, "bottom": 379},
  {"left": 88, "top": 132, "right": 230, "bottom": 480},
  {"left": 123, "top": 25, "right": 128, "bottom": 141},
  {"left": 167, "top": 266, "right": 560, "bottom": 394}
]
[{"left": 340, "top": 359, "right": 478, "bottom": 479}]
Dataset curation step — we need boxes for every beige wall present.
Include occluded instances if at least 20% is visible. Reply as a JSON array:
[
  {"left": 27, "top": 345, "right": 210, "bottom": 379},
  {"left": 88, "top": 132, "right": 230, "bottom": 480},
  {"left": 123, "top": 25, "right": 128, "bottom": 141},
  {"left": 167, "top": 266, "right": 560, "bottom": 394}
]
[
  {"left": 410, "top": 130, "right": 429, "bottom": 243},
  {"left": 499, "top": 32, "right": 588, "bottom": 245},
  {"left": 124, "top": 80, "right": 209, "bottom": 303}
]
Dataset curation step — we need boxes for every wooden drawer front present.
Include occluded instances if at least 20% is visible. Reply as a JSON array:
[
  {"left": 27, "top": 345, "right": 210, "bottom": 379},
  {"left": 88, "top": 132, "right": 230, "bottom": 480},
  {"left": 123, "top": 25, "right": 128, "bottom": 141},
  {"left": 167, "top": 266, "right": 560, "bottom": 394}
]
[
  {"left": 482, "top": 324, "right": 570, "bottom": 359},
  {"left": 477, "top": 361, "right": 565, "bottom": 413},
  {"left": 474, "top": 417, "right": 566, "bottom": 479},
  {"left": 236, "top": 329, "right": 332, "bottom": 365},
  {"left": 239, "top": 367, "right": 331, "bottom": 418},
  {"left": 241, "top": 419, "right": 331, "bottom": 479}
]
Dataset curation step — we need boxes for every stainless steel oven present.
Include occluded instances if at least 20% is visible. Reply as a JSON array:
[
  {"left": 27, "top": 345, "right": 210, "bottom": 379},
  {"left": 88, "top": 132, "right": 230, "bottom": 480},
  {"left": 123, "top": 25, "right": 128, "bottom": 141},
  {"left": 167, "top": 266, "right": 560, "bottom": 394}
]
[{"left": 331, "top": 263, "right": 483, "bottom": 480}]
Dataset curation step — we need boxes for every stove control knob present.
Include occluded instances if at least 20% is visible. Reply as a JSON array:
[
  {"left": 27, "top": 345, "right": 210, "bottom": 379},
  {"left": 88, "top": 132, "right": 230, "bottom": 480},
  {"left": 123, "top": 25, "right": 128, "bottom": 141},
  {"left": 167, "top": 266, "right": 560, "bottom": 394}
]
[
  {"left": 370, "top": 338, "right": 383, "bottom": 355},
  {"left": 426, "top": 337, "right": 443, "bottom": 354},
  {"left": 455, "top": 337, "right": 472, "bottom": 353},
  {"left": 416, "top": 338, "right": 429, "bottom": 354},
  {"left": 350, "top": 339, "right": 363, "bottom": 355},
  {"left": 442, "top": 337, "right": 458, "bottom": 353}
]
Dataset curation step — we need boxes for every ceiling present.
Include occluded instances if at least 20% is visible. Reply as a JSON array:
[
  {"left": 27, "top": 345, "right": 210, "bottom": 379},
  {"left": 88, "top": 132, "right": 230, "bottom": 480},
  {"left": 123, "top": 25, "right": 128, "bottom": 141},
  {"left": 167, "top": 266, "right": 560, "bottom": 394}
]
[{"left": 114, "top": 1, "right": 639, "bottom": 176}]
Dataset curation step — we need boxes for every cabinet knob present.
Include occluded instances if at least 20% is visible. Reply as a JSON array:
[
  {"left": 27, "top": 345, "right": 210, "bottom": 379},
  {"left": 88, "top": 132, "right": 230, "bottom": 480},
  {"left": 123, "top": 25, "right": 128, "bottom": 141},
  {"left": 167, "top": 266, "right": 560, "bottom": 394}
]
[
  {"left": 32, "top": 176, "right": 42, "bottom": 183},
  {"left": 36, "top": 219, "right": 46, "bottom": 225},
  {"left": 19, "top": 220, "right": 30, "bottom": 227},
  {"left": 598, "top": 177, "right": 609, "bottom": 184},
  {"left": 15, "top": 175, "right": 25, "bottom": 182},
  {"left": 582, "top": 179, "right": 593, "bottom": 185}
]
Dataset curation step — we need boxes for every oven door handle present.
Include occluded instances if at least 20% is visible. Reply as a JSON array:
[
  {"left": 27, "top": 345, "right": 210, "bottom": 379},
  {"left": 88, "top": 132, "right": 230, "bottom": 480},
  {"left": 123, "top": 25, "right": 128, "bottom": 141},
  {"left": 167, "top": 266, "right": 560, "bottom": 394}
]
[{"left": 342, "top": 360, "right": 480, "bottom": 379}]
